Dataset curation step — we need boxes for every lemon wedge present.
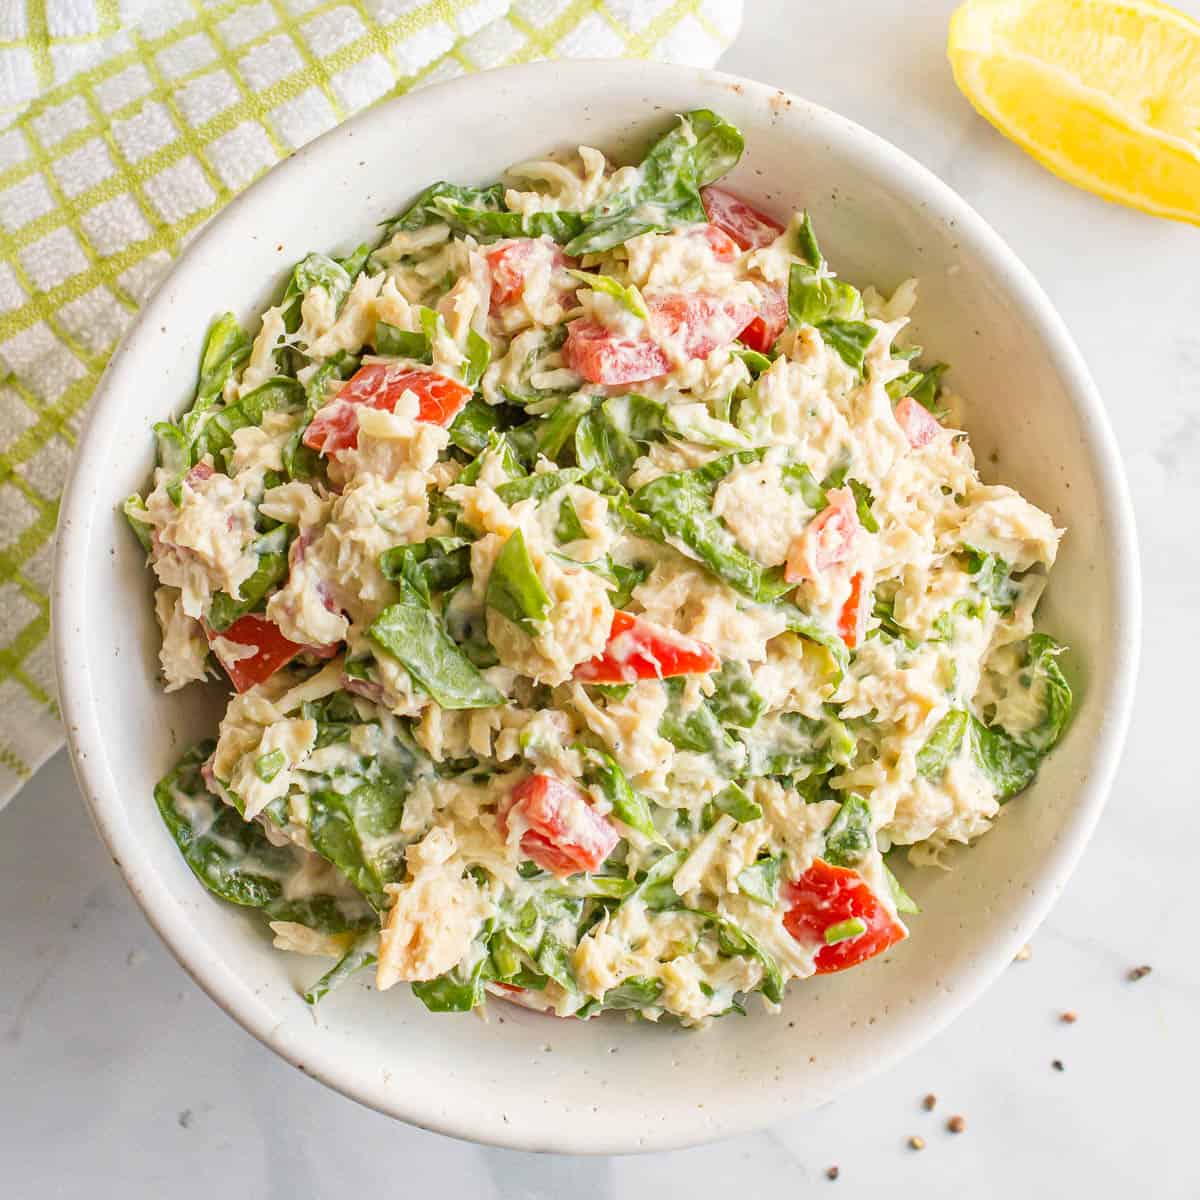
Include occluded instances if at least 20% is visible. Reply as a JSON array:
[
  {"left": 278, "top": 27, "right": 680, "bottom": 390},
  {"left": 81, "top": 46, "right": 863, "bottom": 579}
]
[{"left": 948, "top": 0, "right": 1200, "bottom": 224}]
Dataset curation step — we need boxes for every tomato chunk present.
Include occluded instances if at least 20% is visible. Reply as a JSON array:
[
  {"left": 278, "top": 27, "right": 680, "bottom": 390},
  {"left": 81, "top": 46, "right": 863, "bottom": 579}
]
[
  {"left": 894, "top": 396, "right": 942, "bottom": 448},
  {"left": 486, "top": 238, "right": 575, "bottom": 307},
  {"left": 302, "top": 364, "right": 471, "bottom": 455},
  {"left": 837, "top": 571, "right": 868, "bottom": 650},
  {"left": 573, "top": 610, "right": 719, "bottom": 684},
  {"left": 785, "top": 487, "right": 862, "bottom": 584},
  {"left": 207, "top": 613, "right": 304, "bottom": 693},
  {"left": 498, "top": 774, "right": 619, "bottom": 879},
  {"left": 783, "top": 859, "right": 907, "bottom": 974},
  {"left": 701, "top": 186, "right": 785, "bottom": 251},
  {"left": 739, "top": 284, "right": 788, "bottom": 353},
  {"left": 564, "top": 292, "right": 756, "bottom": 386}
]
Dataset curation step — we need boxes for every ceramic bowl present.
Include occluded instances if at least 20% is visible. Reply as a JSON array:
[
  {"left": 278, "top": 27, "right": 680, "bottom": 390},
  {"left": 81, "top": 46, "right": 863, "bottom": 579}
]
[{"left": 53, "top": 60, "right": 1140, "bottom": 1153}]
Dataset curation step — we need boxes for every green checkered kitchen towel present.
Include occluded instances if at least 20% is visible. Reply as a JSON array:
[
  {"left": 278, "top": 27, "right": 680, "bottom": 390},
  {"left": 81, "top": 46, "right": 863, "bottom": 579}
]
[{"left": 0, "top": 0, "right": 743, "bottom": 807}]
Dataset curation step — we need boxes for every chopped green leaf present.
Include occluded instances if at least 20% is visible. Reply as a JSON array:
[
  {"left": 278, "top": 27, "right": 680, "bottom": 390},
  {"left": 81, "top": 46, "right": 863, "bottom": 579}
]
[
  {"left": 369, "top": 579, "right": 503, "bottom": 710},
  {"left": 486, "top": 528, "right": 550, "bottom": 633},
  {"left": 822, "top": 794, "right": 872, "bottom": 867},
  {"left": 736, "top": 856, "right": 781, "bottom": 905}
]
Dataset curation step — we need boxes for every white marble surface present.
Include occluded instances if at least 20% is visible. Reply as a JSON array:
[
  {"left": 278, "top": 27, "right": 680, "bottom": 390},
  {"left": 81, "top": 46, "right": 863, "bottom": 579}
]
[{"left": 3, "top": 1, "right": 1196, "bottom": 1193}]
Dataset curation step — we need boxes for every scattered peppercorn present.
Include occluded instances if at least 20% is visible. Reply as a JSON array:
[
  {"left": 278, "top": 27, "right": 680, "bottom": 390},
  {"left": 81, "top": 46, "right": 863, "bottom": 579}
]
[
  {"left": 1014, "top": 944, "right": 1032, "bottom": 962},
  {"left": 826, "top": 1166, "right": 840, "bottom": 1181},
  {"left": 922, "top": 1093, "right": 937, "bottom": 1112},
  {"left": 947, "top": 1115, "right": 966, "bottom": 1134},
  {"left": 1061, "top": 1011, "right": 1078, "bottom": 1024},
  {"left": 1052, "top": 1059, "right": 1065, "bottom": 1072},
  {"left": 909, "top": 1135, "right": 926, "bottom": 1151},
  {"left": 1128, "top": 965, "right": 1152, "bottom": 982}
]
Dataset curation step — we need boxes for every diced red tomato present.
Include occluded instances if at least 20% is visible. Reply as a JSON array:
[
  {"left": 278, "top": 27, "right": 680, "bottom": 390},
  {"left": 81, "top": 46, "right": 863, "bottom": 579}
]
[
  {"left": 739, "top": 284, "right": 788, "bottom": 353},
  {"left": 837, "top": 571, "right": 868, "bottom": 650},
  {"left": 894, "top": 396, "right": 942, "bottom": 449},
  {"left": 563, "top": 322, "right": 670, "bottom": 386},
  {"left": 302, "top": 364, "right": 471, "bottom": 455},
  {"left": 564, "top": 292, "right": 756, "bottom": 386},
  {"left": 497, "top": 773, "right": 619, "bottom": 879},
  {"left": 701, "top": 186, "right": 785, "bottom": 251},
  {"left": 206, "top": 613, "right": 304, "bottom": 693},
  {"left": 486, "top": 238, "right": 575, "bottom": 308},
  {"left": 573, "top": 610, "right": 719, "bottom": 684},
  {"left": 783, "top": 859, "right": 907, "bottom": 974},
  {"left": 785, "top": 487, "right": 862, "bottom": 584},
  {"left": 687, "top": 223, "right": 740, "bottom": 262}
]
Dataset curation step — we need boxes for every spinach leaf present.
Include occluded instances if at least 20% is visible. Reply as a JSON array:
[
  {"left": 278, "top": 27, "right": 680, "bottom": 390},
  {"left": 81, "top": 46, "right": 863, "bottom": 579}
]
[
  {"left": 485, "top": 528, "right": 550, "bottom": 632},
  {"left": 432, "top": 197, "right": 585, "bottom": 243},
  {"left": 580, "top": 746, "right": 660, "bottom": 841},
  {"left": 659, "top": 677, "right": 738, "bottom": 760},
  {"left": 507, "top": 393, "right": 593, "bottom": 465},
  {"left": 457, "top": 430, "right": 526, "bottom": 487},
  {"left": 962, "top": 546, "right": 1018, "bottom": 613},
  {"left": 463, "top": 328, "right": 491, "bottom": 388},
  {"left": 916, "top": 710, "right": 970, "bottom": 780},
  {"left": 736, "top": 856, "right": 781, "bottom": 905},
  {"left": 602, "top": 976, "right": 664, "bottom": 1010},
  {"left": 191, "top": 377, "right": 305, "bottom": 466},
  {"left": 207, "top": 526, "right": 292, "bottom": 632},
  {"left": 378, "top": 536, "right": 471, "bottom": 604},
  {"left": 153, "top": 421, "right": 190, "bottom": 505},
  {"left": 787, "top": 263, "right": 864, "bottom": 327},
  {"left": 742, "top": 710, "right": 855, "bottom": 780},
  {"left": 575, "top": 407, "right": 640, "bottom": 480},
  {"left": 567, "top": 269, "right": 650, "bottom": 319},
  {"left": 565, "top": 110, "right": 744, "bottom": 255},
  {"left": 888, "top": 362, "right": 949, "bottom": 412},
  {"left": 713, "top": 781, "right": 763, "bottom": 823},
  {"left": 122, "top": 494, "right": 153, "bottom": 552},
  {"left": 795, "top": 210, "right": 823, "bottom": 268},
  {"left": 554, "top": 495, "right": 587, "bottom": 544},
  {"left": 374, "top": 321, "right": 429, "bottom": 360},
  {"left": 448, "top": 396, "right": 505, "bottom": 455},
  {"left": 285, "top": 251, "right": 352, "bottom": 313},
  {"left": 380, "top": 181, "right": 506, "bottom": 238},
  {"left": 822, "top": 794, "right": 872, "bottom": 867},
  {"left": 155, "top": 742, "right": 373, "bottom": 932},
  {"left": 443, "top": 582, "right": 498, "bottom": 669},
  {"left": 969, "top": 716, "right": 1039, "bottom": 801},
  {"left": 411, "top": 942, "right": 491, "bottom": 1013},
  {"left": 181, "top": 313, "right": 252, "bottom": 442},
  {"left": 631, "top": 450, "right": 791, "bottom": 602},
  {"left": 847, "top": 478, "right": 879, "bottom": 533},
  {"left": 692, "top": 908, "right": 784, "bottom": 1004},
  {"left": 369, "top": 579, "right": 503, "bottom": 710},
  {"left": 303, "top": 934, "right": 377, "bottom": 1007},
  {"left": 731, "top": 346, "right": 773, "bottom": 376},
  {"left": 708, "top": 659, "right": 765, "bottom": 729},
  {"left": 304, "top": 780, "right": 410, "bottom": 910},
  {"left": 1019, "top": 634, "right": 1073, "bottom": 754},
  {"left": 778, "top": 461, "right": 826, "bottom": 509},
  {"left": 496, "top": 467, "right": 585, "bottom": 506},
  {"left": 818, "top": 318, "right": 877, "bottom": 374}
]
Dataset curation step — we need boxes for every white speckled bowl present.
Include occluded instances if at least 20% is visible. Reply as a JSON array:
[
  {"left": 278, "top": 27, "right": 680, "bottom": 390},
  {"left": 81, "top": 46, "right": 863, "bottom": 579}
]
[{"left": 52, "top": 61, "right": 1140, "bottom": 1153}]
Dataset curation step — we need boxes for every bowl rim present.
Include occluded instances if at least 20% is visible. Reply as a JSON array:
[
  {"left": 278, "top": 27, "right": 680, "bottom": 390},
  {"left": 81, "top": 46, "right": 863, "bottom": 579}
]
[{"left": 52, "top": 58, "right": 1141, "bottom": 1153}]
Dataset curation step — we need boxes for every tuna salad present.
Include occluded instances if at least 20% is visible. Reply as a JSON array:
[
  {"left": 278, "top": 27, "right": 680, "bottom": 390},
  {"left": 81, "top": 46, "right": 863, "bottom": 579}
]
[{"left": 128, "top": 110, "right": 1073, "bottom": 1025}]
